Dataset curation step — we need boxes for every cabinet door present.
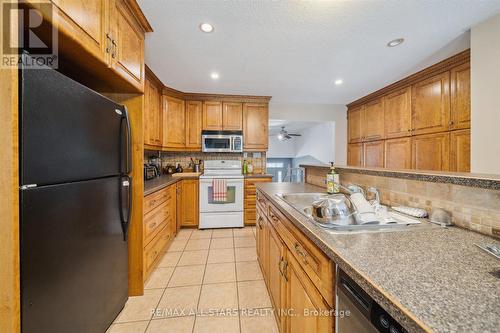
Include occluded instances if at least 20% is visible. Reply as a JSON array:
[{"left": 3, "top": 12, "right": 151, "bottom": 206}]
[
  {"left": 52, "top": 0, "right": 108, "bottom": 61},
  {"left": 385, "top": 137, "right": 412, "bottom": 169},
  {"left": 362, "top": 99, "right": 384, "bottom": 142},
  {"left": 450, "top": 63, "right": 470, "bottom": 130},
  {"left": 348, "top": 107, "right": 363, "bottom": 143},
  {"left": 268, "top": 225, "right": 286, "bottom": 332},
  {"left": 411, "top": 72, "right": 450, "bottom": 135},
  {"left": 109, "top": 0, "right": 145, "bottom": 90},
  {"left": 180, "top": 180, "right": 199, "bottom": 227},
  {"left": 256, "top": 209, "right": 269, "bottom": 282},
  {"left": 222, "top": 102, "right": 243, "bottom": 130},
  {"left": 185, "top": 101, "right": 202, "bottom": 149},
  {"left": 412, "top": 132, "right": 450, "bottom": 171},
  {"left": 163, "top": 96, "right": 186, "bottom": 148},
  {"left": 450, "top": 129, "right": 470, "bottom": 172},
  {"left": 144, "top": 78, "right": 162, "bottom": 146},
  {"left": 347, "top": 143, "right": 363, "bottom": 167},
  {"left": 384, "top": 87, "right": 412, "bottom": 138},
  {"left": 363, "top": 140, "right": 384, "bottom": 168},
  {"left": 243, "top": 103, "right": 269, "bottom": 151},
  {"left": 202, "top": 101, "right": 223, "bottom": 130},
  {"left": 284, "top": 253, "right": 333, "bottom": 333}
]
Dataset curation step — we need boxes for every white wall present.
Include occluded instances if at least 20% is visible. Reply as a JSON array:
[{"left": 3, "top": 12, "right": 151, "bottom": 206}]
[
  {"left": 294, "top": 122, "right": 335, "bottom": 166},
  {"left": 268, "top": 136, "right": 296, "bottom": 158},
  {"left": 471, "top": 13, "right": 500, "bottom": 174},
  {"left": 269, "top": 102, "right": 347, "bottom": 165}
]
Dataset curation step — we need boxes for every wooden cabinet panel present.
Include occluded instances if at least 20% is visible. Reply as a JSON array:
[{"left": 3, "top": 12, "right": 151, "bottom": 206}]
[
  {"left": 256, "top": 207, "right": 269, "bottom": 283},
  {"left": 268, "top": 224, "right": 286, "bottom": 332},
  {"left": 179, "top": 179, "right": 199, "bottom": 227},
  {"left": 144, "top": 78, "right": 162, "bottom": 146},
  {"left": 162, "top": 96, "right": 185, "bottom": 148},
  {"left": 363, "top": 98, "right": 384, "bottom": 141},
  {"left": 185, "top": 101, "right": 202, "bottom": 149},
  {"left": 222, "top": 102, "right": 243, "bottom": 130},
  {"left": 143, "top": 201, "right": 168, "bottom": 246},
  {"left": 144, "top": 223, "right": 172, "bottom": 279},
  {"left": 385, "top": 137, "right": 412, "bottom": 169},
  {"left": 450, "top": 63, "right": 471, "bottom": 130},
  {"left": 347, "top": 143, "right": 363, "bottom": 167},
  {"left": 412, "top": 132, "right": 450, "bottom": 171},
  {"left": 110, "top": 0, "right": 145, "bottom": 89},
  {"left": 348, "top": 107, "right": 363, "bottom": 143},
  {"left": 411, "top": 72, "right": 450, "bottom": 135},
  {"left": 384, "top": 87, "right": 412, "bottom": 138},
  {"left": 285, "top": 253, "right": 333, "bottom": 333},
  {"left": 244, "top": 177, "right": 272, "bottom": 226},
  {"left": 52, "top": 0, "right": 107, "bottom": 60},
  {"left": 450, "top": 129, "right": 470, "bottom": 172},
  {"left": 363, "top": 140, "right": 384, "bottom": 168},
  {"left": 202, "top": 101, "right": 223, "bottom": 130},
  {"left": 243, "top": 103, "right": 269, "bottom": 151}
]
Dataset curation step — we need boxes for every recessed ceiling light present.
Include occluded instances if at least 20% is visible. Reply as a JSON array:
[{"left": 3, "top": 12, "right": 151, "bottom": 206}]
[
  {"left": 199, "top": 23, "right": 214, "bottom": 33},
  {"left": 210, "top": 72, "right": 219, "bottom": 80},
  {"left": 387, "top": 38, "right": 404, "bottom": 47},
  {"left": 334, "top": 79, "right": 343, "bottom": 86}
]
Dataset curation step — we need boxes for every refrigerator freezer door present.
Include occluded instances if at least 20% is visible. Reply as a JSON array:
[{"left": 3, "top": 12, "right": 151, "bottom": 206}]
[
  {"left": 20, "top": 63, "right": 128, "bottom": 186},
  {"left": 20, "top": 177, "right": 128, "bottom": 333}
]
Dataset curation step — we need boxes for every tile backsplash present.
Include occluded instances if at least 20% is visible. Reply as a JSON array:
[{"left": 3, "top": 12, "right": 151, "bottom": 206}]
[
  {"left": 145, "top": 150, "right": 267, "bottom": 174},
  {"left": 304, "top": 166, "right": 500, "bottom": 238}
]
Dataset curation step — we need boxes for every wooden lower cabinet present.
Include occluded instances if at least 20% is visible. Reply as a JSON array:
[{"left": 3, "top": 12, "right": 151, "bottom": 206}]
[
  {"left": 450, "top": 129, "right": 470, "bottom": 172},
  {"left": 244, "top": 176, "right": 272, "bottom": 225},
  {"left": 143, "top": 184, "right": 176, "bottom": 280},
  {"left": 412, "top": 132, "right": 450, "bottom": 171},
  {"left": 178, "top": 179, "right": 199, "bottom": 227},
  {"left": 257, "top": 192, "right": 334, "bottom": 333},
  {"left": 385, "top": 137, "right": 412, "bottom": 169}
]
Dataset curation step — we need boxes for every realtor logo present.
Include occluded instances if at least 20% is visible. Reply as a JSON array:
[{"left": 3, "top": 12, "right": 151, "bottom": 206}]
[{"left": 1, "top": 0, "right": 58, "bottom": 68}]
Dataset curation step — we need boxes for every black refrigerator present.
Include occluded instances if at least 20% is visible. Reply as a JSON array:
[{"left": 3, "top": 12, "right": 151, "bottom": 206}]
[{"left": 19, "top": 54, "right": 132, "bottom": 333}]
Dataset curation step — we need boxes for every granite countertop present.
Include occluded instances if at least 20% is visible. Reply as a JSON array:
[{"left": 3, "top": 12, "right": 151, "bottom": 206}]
[
  {"left": 256, "top": 182, "right": 500, "bottom": 333},
  {"left": 144, "top": 174, "right": 199, "bottom": 196}
]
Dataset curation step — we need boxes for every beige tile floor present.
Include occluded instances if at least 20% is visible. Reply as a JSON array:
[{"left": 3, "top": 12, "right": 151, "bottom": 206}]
[{"left": 107, "top": 227, "right": 279, "bottom": 333}]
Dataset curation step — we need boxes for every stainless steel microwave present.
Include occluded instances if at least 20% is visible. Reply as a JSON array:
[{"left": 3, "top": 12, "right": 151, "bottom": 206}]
[{"left": 202, "top": 131, "right": 243, "bottom": 153}]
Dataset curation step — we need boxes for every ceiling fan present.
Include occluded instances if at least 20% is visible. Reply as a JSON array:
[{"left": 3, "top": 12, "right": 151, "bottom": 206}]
[{"left": 274, "top": 126, "right": 302, "bottom": 141}]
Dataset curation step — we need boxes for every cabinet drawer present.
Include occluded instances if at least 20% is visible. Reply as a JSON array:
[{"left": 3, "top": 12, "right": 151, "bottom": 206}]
[
  {"left": 144, "top": 223, "right": 172, "bottom": 278},
  {"left": 144, "top": 187, "right": 171, "bottom": 214},
  {"left": 256, "top": 190, "right": 268, "bottom": 213},
  {"left": 268, "top": 204, "right": 334, "bottom": 306},
  {"left": 144, "top": 201, "right": 171, "bottom": 246}
]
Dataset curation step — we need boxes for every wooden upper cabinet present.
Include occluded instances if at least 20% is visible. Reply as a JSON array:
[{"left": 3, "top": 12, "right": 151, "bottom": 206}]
[
  {"left": 185, "top": 101, "right": 202, "bottom": 150},
  {"left": 384, "top": 87, "right": 412, "bottom": 138},
  {"left": 162, "top": 96, "right": 185, "bottom": 148},
  {"left": 385, "top": 137, "right": 412, "bottom": 170},
  {"left": 144, "top": 78, "right": 162, "bottom": 146},
  {"left": 202, "top": 101, "right": 223, "bottom": 130},
  {"left": 347, "top": 143, "right": 363, "bottom": 167},
  {"left": 450, "top": 129, "right": 470, "bottom": 172},
  {"left": 363, "top": 141, "right": 384, "bottom": 168},
  {"left": 109, "top": 0, "right": 145, "bottom": 90},
  {"left": 222, "top": 102, "right": 243, "bottom": 130},
  {"left": 411, "top": 72, "right": 450, "bottom": 135},
  {"left": 243, "top": 103, "right": 269, "bottom": 151},
  {"left": 52, "top": 0, "right": 107, "bottom": 60},
  {"left": 348, "top": 107, "right": 363, "bottom": 143},
  {"left": 362, "top": 98, "right": 385, "bottom": 142},
  {"left": 412, "top": 132, "right": 450, "bottom": 171},
  {"left": 450, "top": 63, "right": 471, "bottom": 130}
]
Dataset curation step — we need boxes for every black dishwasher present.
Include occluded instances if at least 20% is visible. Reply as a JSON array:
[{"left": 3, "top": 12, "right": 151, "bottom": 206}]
[{"left": 336, "top": 269, "right": 407, "bottom": 333}]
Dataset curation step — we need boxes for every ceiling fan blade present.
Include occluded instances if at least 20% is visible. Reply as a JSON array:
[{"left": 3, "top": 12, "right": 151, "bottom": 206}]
[{"left": 289, "top": 134, "right": 302, "bottom": 136}]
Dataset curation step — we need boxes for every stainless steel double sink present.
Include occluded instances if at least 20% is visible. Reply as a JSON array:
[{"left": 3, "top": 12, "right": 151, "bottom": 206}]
[{"left": 275, "top": 192, "right": 430, "bottom": 234}]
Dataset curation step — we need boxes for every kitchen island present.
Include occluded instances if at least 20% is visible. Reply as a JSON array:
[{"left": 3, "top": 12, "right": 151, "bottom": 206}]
[{"left": 256, "top": 182, "right": 500, "bottom": 333}]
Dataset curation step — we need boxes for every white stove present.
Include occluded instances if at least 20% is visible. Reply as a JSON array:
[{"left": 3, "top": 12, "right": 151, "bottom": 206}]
[{"left": 199, "top": 160, "right": 244, "bottom": 229}]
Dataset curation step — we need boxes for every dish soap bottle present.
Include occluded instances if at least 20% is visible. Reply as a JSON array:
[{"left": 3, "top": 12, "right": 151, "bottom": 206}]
[{"left": 326, "top": 162, "right": 340, "bottom": 194}]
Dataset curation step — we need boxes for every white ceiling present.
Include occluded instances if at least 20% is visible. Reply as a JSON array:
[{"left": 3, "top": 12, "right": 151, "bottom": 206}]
[
  {"left": 139, "top": 0, "right": 500, "bottom": 104},
  {"left": 269, "top": 120, "right": 322, "bottom": 135}
]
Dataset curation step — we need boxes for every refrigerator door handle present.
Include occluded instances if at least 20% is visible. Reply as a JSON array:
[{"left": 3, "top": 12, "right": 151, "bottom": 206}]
[
  {"left": 119, "top": 175, "right": 132, "bottom": 241},
  {"left": 119, "top": 106, "right": 132, "bottom": 175}
]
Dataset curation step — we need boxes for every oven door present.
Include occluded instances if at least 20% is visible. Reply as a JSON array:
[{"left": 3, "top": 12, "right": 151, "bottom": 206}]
[
  {"left": 200, "top": 178, "right": 244, "bottom": 212},
  {"left": 202, "top": 135, "right": 232, "bottom": 152}
]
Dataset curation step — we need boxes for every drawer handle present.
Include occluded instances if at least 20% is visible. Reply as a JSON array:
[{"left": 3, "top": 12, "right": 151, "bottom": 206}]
[
  {"left": 257, "top": 216, "right": 263, "bottom": 229},
  {"left": 279, "top": 258, "right": 288, "bottom": 282},
  {"left": 294, "top": 242, "right": 308, "bottom": 265},
  {"left": 270, "top": 213, "right": 278, "bottom": 223},
  {"left": 149, "top": 222, "right": 157, "bottom": 229},
  {"left": 257, "top": 198, "right": 265, "bottom": 204}
]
